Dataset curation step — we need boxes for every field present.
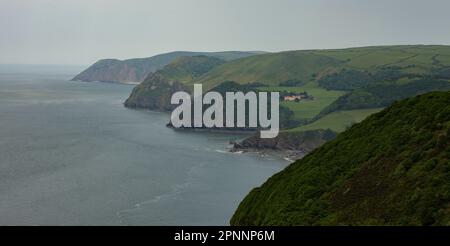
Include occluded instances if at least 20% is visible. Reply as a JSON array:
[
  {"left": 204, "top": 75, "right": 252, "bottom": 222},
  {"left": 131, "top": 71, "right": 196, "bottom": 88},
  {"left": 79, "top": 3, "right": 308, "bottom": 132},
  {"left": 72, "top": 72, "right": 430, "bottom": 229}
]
[
  {"left": 288, "top": 108, "right": 383, "bottom": 133},
  {"left": 259, "top": 83, "right": 347, "bottom": 121}
]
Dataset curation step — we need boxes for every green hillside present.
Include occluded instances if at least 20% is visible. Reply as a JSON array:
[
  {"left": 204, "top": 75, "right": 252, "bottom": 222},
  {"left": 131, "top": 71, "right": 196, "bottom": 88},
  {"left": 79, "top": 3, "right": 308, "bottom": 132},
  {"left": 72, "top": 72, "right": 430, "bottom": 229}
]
[
  {"left": 124, "top": 55, "right": 223, "bottom": 110},
  {"left": 157, "top": 55, "right": 225, "bottom": 83},
  {"left": 317, "top": 78, "right": 450, "bottom": 117},
  {"left": 124, "top": 73, "right": 187, "bottom": 111},
  {"left": 196, "top": 45, "right": 450, "bottom": 89},
  {"left": 258, "top": 83, "right": 346, "bottom": 121},
  {"left": 72, "top": 51, "right": 262, "bottom": 83},
  {"left": 126, "top": 45, "right": 450, "bottom": 132},
  {"left": 289, "top": 108, "right": 383, "bottom": 133},
  {"left": 231, "top": 91, "right": 450, "bottom": 225},
  {"left": 195, "top": 51, "right": 343, "bottom": 89}
]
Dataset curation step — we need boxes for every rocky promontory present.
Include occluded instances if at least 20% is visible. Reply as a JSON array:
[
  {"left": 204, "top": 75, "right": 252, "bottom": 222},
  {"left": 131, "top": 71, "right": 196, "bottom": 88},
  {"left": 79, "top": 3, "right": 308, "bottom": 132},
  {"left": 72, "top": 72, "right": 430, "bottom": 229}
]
[{"left": 231, "top": 129, "right": 337, "bottom": 160}]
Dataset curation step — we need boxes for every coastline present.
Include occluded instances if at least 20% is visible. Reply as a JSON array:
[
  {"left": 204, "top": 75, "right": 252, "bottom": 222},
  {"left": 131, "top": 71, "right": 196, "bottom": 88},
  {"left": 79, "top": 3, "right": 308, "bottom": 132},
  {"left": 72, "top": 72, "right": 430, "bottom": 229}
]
[
  {"left": 165, "top": 123, "right": 312, "bottom": 161},
  {"left": 72, "top": 79, "right": 140, "bottom": 85},
  {"left": 228, "top": 146, "right": 306, "bottom": 162},
  {"left": 229, "top": 129, "right": 337, "bottom": 161}
]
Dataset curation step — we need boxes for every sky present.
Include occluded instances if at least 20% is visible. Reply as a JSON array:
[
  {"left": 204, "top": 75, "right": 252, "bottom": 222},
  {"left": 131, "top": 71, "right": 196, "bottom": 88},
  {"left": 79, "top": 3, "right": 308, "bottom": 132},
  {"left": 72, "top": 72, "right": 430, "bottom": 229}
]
[{"left": 1, "top": 0, "right": 450, "bottom": 65}]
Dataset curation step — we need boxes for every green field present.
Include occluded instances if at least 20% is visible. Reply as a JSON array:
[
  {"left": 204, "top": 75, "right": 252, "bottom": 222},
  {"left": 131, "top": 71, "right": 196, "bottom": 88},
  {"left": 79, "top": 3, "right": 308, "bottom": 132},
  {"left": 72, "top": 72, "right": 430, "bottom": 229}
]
[
  {"left": 288, "top": 108, "right": 383, "bottom": 133},
  {"left": 259, "top": 83, "right": 347, "bottom": 120}
]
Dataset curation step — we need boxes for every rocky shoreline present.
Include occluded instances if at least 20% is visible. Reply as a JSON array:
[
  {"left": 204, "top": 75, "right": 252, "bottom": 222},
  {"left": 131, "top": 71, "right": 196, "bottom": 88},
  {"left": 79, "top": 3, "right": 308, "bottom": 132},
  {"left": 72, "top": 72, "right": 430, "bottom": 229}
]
[
  {"left": 229, "top": 146, "right": 307, "bottom": 162},
  {"left": 165, "top": 121, "right": 335, "bottom": 161},
  {"left": 123, "top": 80, "right": 337, "bottom": 162},
  {"left": 229, "top": 129, "right": 337, "bottom": 161}
]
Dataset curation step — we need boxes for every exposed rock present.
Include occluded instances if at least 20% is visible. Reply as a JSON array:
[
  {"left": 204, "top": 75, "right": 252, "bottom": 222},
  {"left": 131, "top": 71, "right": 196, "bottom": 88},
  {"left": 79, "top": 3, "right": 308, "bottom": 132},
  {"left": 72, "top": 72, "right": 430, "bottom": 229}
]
[{"left": 231, "top": 129, "right": 337, "bottom": 160}]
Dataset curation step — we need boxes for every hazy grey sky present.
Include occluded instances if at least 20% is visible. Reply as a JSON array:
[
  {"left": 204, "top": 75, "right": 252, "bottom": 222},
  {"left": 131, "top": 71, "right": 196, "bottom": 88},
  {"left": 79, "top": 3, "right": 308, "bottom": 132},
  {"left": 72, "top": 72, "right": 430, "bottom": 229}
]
[{"left": 1, "top": 0, "right": 450, "bottom": 65}]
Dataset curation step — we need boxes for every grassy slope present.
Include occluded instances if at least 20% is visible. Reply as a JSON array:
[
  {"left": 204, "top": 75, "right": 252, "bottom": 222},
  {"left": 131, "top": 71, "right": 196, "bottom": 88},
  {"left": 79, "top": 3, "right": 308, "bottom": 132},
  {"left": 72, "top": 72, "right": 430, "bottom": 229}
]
[
  {"left": 289, "top": 108, "right": 383, "bottom": 133},
  {"left": 231, "top": 91, "right": 450, "bottom": 226},
  {"left": 157, "top": 55, "right": 225, "bottom": 83},
  {"left": 192, "top": 45, "right": 450, "bottom": 131},
  {"left": 195, "top": 50, "right": 344, "bottom": 89},
  {"left": 314, "top": 45, "right": 450, "bottom": 72},
  {"left": 196, "top": 45, "right": 450, "bottom": 89},
  {"left": 259, "top": 82, "right": 347, "bottom": 121}
]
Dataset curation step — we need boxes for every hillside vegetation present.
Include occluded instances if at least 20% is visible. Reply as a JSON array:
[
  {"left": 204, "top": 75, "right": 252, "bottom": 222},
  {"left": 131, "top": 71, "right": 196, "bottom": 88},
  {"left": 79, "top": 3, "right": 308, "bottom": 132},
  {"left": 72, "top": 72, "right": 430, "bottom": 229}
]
[
  {"left": 195, "top": 45, "right": 450, "bottom": 88},
  {"left": 258, "top": 83, "right": 346, "bottom": 122},
  {"left": 72, "top": 51, "right": 262, "bottom": 83},
  {"left": 289, "top": 108, "right": 383, "bottom": 133},
  {"left": 125, "top": 45, "right": 450, "bottom": 134},
  {"left": 155, "top": 55, "right": 226, "bottom": 83},
  {"left": 231, "top": 91, "right": 450, "bottom": 225},
  {"left": 124, "top": 55, "right": 223, "bottom": 110}
]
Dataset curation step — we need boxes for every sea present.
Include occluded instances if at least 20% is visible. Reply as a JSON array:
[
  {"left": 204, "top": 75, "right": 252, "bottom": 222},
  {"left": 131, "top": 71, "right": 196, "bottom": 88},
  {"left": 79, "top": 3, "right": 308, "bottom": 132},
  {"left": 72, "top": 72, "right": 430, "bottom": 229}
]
[{"left": 0, "top": 65, "right": 287, "bottom": 225}]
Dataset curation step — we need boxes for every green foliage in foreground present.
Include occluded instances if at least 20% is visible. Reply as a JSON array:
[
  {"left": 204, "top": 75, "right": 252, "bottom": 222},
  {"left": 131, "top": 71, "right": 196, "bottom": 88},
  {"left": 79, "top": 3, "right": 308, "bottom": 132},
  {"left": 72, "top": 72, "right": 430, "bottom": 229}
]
[{"left": 231, "top": 91, "right": 450, "bottom": 225}]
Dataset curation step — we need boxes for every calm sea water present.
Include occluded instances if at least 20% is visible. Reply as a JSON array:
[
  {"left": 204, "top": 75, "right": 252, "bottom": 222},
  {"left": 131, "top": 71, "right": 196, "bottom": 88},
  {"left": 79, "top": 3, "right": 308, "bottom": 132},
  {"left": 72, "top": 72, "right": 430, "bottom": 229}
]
[{"left": 0, "top": 65, "right": 287, "bottom": 225}]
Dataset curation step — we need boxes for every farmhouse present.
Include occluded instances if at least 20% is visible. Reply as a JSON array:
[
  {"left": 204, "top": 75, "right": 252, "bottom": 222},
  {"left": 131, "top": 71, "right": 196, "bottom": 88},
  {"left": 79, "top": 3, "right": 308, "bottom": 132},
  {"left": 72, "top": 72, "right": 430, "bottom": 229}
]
[
  {"left": 283, "top": 95, "right": 303, "bottom": 101},
  {"left": 282, "top": 91, "right": 313, "bottom": 102}
]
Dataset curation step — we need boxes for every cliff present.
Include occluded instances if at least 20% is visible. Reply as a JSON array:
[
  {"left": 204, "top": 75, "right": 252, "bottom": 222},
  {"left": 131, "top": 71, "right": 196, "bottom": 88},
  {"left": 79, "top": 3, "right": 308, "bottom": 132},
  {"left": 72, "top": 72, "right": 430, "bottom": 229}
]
[{"left": 232, "top": 130, "right": 337, "bottom": 157}]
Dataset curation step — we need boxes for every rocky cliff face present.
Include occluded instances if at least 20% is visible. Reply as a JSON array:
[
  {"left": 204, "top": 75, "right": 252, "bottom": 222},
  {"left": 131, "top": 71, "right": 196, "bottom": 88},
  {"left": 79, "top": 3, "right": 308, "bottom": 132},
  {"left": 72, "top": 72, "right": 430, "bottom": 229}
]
[
  {"left": 72, "top": 59, "right": 152, "bottom": 83},
  {"left": 233, "top": 129, "right": 336, "bottom": 152},
  {"left": 232, "top": 130, "right": 337, "bottom": 160}
]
